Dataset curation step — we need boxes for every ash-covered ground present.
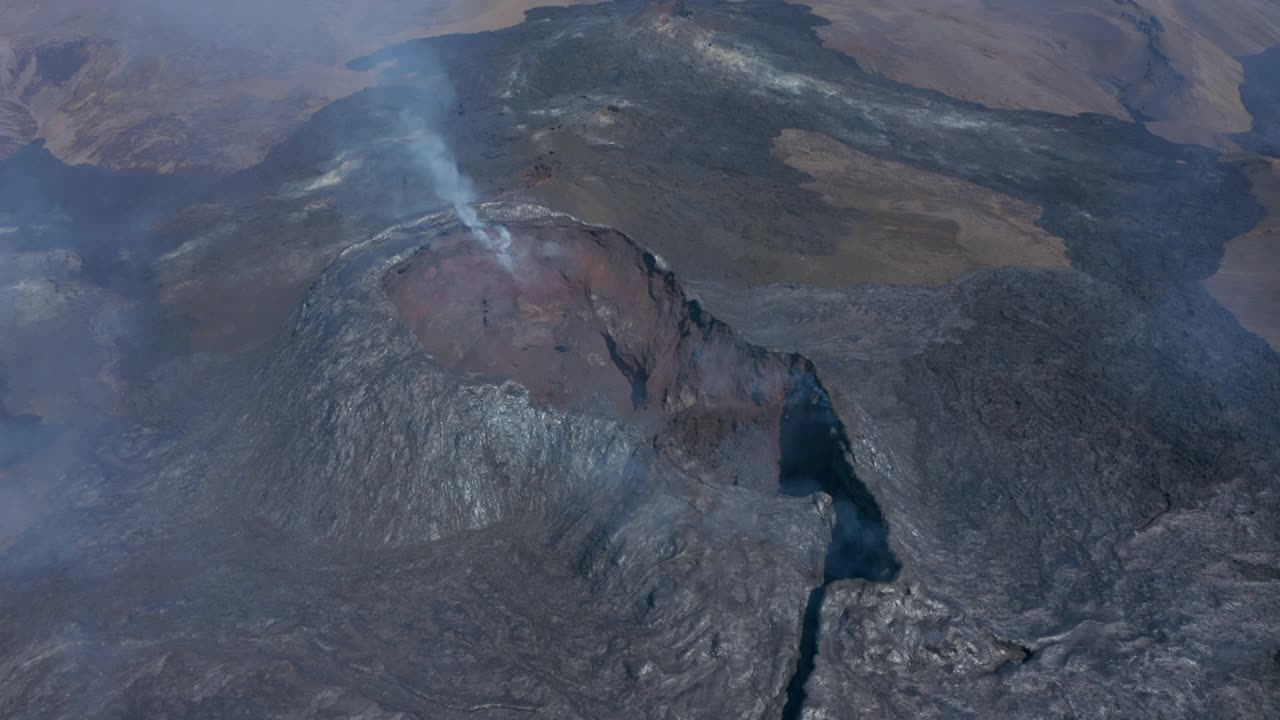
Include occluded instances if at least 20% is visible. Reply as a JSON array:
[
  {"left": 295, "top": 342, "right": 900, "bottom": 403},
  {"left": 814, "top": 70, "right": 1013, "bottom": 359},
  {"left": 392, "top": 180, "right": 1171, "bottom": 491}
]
[{"left": 1, "top": 2, "right": 1279, "bottom": 719}]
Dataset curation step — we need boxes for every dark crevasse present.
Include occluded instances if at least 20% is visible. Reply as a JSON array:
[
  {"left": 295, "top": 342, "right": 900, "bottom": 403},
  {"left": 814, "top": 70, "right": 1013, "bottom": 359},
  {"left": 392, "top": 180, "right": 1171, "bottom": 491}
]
[{"left": 779, "top": 372, "right": 898, "bottom": 720}]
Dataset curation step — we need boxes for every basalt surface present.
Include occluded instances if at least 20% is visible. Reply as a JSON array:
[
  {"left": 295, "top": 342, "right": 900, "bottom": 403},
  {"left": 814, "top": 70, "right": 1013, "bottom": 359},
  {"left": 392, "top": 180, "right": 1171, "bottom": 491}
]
[
  {"left": 0, "top": 2, "right": 1278, "bottom": 719},
  {"left": 691, "top": 268, "right": 1280, "bottom": 718}
]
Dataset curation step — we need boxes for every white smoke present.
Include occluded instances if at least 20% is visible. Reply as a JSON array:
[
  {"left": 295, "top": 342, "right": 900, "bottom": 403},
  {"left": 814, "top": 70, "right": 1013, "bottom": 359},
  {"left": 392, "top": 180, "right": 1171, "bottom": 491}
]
[{"left": 403, "top": 123, "right": 515, "bottom": 270}]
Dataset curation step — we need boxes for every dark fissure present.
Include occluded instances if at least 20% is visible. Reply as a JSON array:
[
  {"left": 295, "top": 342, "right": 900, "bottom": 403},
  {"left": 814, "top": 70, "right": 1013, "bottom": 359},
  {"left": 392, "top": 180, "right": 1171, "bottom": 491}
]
[
  {"left": 778, "top": 373, "right": 898, "bottom": 720},
  {"left": 603, "top": 332, "right": 649, "bottom": 409}
]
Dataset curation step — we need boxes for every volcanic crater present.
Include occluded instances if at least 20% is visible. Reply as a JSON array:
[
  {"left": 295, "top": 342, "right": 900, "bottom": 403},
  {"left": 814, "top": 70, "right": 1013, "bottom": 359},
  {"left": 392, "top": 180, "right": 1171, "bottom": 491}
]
[{"left": 383, "top": 214, "right": 844, "bottom": 497}]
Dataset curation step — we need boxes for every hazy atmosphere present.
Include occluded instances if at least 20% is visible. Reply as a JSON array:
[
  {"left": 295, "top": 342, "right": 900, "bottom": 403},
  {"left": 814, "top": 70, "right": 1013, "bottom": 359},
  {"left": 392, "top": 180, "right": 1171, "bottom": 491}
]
[{"left": 1, "top": 2, "right": 1279, "bottom": 718}]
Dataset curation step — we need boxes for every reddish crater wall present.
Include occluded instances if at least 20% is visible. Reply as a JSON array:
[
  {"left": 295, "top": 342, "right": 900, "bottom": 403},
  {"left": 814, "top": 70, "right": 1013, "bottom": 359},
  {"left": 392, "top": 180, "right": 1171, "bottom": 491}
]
[{"left": 383, "top": 217, "right": 814, "bottom": 491}]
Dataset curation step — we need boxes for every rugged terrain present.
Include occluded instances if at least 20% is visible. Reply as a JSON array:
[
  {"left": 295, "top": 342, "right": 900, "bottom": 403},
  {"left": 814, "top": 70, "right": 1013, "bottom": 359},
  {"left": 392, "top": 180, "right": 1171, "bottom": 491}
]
[
  {"left": 0, "top": 0, "right": 596, "bottom": 172},
  {"left": 1, "top": 1, "right": 1278, "bottom": 719}
]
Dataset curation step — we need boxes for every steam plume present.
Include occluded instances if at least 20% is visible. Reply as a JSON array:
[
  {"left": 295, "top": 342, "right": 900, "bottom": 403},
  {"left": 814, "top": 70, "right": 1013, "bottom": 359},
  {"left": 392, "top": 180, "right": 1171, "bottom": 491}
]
[{"left": 403, "top": 121, "right": 514, "bottom": 269}]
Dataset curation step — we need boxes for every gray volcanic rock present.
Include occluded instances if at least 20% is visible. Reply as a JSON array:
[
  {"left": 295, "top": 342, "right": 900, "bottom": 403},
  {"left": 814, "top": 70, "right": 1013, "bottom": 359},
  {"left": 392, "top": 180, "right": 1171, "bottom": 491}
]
[
  {"left": 800, "top": 580, "right": 1035, "bottom": 718},
  {"left": 693, "top": 268, "right": 1280, "bottom": 718},
  {"left": 3, "top": 487, "right": 831, "bottom": 719}
]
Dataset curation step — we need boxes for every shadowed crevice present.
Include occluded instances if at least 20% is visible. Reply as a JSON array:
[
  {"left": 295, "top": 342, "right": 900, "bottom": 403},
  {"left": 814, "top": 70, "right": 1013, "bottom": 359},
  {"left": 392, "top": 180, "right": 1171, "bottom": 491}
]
[{"left": 778, "top": 371, "right": 898, "bottom": 719}]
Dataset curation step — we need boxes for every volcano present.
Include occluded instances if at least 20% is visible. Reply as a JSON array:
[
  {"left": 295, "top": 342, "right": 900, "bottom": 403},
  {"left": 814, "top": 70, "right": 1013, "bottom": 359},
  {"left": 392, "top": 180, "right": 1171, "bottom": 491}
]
[{"left": 1, "top": 2, "right": 1279, "bottom": 719}]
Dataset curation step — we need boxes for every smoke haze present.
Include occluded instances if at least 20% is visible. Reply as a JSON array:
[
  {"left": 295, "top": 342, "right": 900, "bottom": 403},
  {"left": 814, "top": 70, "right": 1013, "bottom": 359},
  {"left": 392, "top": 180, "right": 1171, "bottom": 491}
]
[{"left": 401, "top": 116, "right": 516, "bottom": 266}]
